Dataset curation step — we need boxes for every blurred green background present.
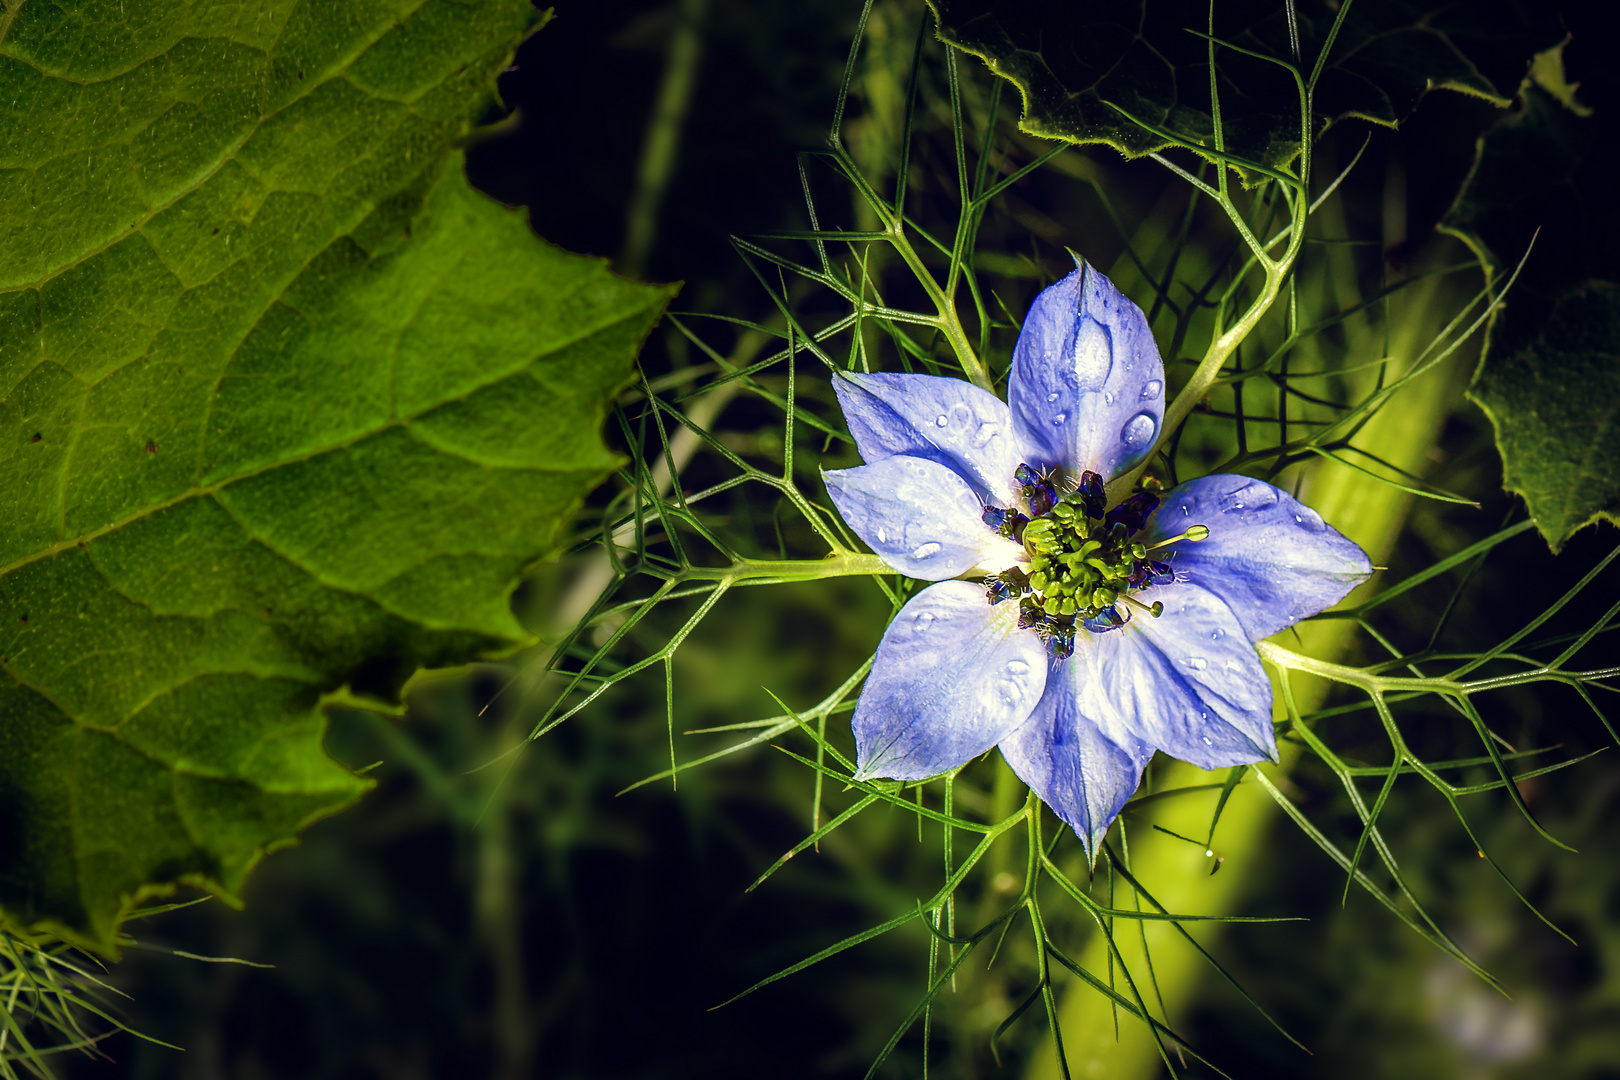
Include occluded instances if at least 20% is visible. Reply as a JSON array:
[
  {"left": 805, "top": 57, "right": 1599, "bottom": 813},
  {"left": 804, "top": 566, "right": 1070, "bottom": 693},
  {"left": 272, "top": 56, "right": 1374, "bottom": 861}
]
[{"left": 54, "top": 2, "right": 1620, "bottom": 1078}]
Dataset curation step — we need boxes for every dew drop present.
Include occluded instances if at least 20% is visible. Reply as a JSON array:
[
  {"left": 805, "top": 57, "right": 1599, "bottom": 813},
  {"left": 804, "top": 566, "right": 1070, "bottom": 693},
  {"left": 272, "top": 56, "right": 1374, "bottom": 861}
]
[
  {"left": 1006, "top": 659, "right": 1031, "bottom": 676},
  {"left": 1120, "top": 411, "right": 1157, "bottom": 448},
  {"left": 935, "top": 414, "right": 949, "bottom": 427},
  {"left": 1104, "top": 391, "right": 1115, "bottom": 406},
  {"left": 1052, "top": 412, "right": 1068, "bottom": 425},
  {"left": 1200, "top": 711, "right": 1208, "bottom": 720},
  {"left": 1295, "top": 514, "right": 1303, "bottom": 523},
  {"left": 1141, "top": 379, "right": 1163, "bottom": 401},
  {"left": 1071, "top": 318, "right": 1112, "bottom": 390},
  {"left": 998, "top": 679, "right": 1026, "bottom": 705},
  {"left": 1224, "top": 659, "right": 1243, "bottom": 673},
  {"left": 1047, "top": 392, "right": 1061, "bottom": 403},
  {"left": 947, "top": 403, "right": 973, "bottom": 430},
  {"left": 876, "top": 527, "right": 889, "bottom": 543},
  {"left": 1201, "top": 736, "right": 1213, "bottom": 746},
  {"left": 971, "top": 422, "right": 999, "bottom": 448},
  {"left": 911, "top": 541, "right": 943, "bottom": 559},
  {"left": 1184, "top": 656, "right": 1209, "bottom": 671},
  {"left": 1210, "top": 628, "right": 1225, "bottom": 642},
  {"left": 913, "top": 611, "right": 936, "bottom": 632}
]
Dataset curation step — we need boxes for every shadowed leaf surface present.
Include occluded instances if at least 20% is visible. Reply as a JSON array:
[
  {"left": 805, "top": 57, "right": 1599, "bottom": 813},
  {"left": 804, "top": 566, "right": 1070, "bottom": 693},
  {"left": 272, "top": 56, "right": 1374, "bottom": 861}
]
[
  {"left": 927, "top": 0, "right": 1559, "bottom": 172},
  {"left": 0, "top": 0, "right": 675, "bottom": 953},
  {"left": 1441, "top": 56, "right": 1620, "bottom": 550}
]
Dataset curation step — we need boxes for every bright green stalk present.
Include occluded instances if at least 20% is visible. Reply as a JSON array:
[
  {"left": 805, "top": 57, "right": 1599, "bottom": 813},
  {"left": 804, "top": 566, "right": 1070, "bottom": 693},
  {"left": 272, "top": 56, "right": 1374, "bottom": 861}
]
[{"left": 1026, "top": 255, "right": 1479, "bottom": 1080}]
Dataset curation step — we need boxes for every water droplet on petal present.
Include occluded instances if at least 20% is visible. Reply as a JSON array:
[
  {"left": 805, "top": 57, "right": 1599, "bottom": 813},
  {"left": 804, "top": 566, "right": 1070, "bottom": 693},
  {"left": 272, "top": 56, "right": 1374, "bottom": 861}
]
[
  {"left": 876, "top": 528, "right": 889, "bottom": 543},
  {"left": 1224, "top": 659, "right": 1243, "bottom": 672},
  {"left": 1047, "top": 392, "right": 1060, "bottom": 403},
  {"left": 913, "top": 611, "right": 936, "bottom": 632},
  {"left": 998, "top": 679, "right": 1026, "bottom": 705},
  {"left": 1141, "top": 380, "right": 1163, "bottom": 401},
  {"left": 1210, "top": 628, "right": 1225, "bottom": 642},
  {"left": 1104, "top": 390, "right": 1115, "bottom": 405},
  {"left": 911, "top": 541, "right": 943, "bottom": 559},
  {"left": 1072, "top": 318, "right": 1112, "bottom": 390},
  {"left": 1184, "top": 657, "right": 1208, "bottom": 671},
  {"left": 972, "top": 422, "right": 999, "bottom": 448},
  {"left": 1006, "top": 659, "right": 1030, "bottom": 676},
  {"left": 1052, "top": 412, "right": 1067, "bottom": 425},
  {"left": 935, "top": 414, "right": 949, "bottom": 427},
  {"left": 1201, "top": 736, "right": 1213, "bottom": 746},
  {"left": 1121, "top": 411, "right": 1156, "bottom": 448}
]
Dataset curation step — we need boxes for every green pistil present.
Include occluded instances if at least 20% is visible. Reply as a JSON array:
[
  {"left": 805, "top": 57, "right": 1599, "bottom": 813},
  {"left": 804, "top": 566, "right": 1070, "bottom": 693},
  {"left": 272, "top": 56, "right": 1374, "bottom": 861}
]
[{"left": 1020, "top": 493, "right": 1144, "bottom": 623}]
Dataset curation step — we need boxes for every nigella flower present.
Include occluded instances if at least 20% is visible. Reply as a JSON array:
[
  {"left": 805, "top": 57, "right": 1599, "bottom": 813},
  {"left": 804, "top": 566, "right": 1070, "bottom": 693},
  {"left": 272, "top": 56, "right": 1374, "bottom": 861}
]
[{"left": 823, "top": 262, "right": 1372, "bottom": 855}]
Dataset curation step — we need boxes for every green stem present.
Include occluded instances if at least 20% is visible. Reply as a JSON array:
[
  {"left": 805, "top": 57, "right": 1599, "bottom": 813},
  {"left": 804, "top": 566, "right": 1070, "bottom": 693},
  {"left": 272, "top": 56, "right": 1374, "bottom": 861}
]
[
  {"left": 619, "top": 0, "right": 709, "bottom": 277},
  {"left": 1111, "top": 187, "right": 1306, "bottom": 503},
  {"left": 887, "top": 221, "right": 993, "bottom": 392},
  {"left": 673, "top": 551, "right": 894, "bottom": 584}
]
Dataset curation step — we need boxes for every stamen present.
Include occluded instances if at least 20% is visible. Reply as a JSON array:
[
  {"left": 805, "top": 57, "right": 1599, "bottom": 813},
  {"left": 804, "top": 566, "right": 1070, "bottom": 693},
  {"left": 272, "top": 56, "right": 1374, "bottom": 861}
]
[
  {"left": 1146, "top": 524, "right": 1209, "bottom": 551},
  {"left": 1120, "top": 593, "right": 1164, "bottom": 618}
]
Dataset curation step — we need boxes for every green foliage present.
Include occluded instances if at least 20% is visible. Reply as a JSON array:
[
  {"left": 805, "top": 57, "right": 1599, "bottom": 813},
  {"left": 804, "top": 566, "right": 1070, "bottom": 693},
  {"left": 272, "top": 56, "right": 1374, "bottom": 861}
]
[
  {"left": 0, "top": 0, "right": 675, "bottom": 954},
  {"left": 1442, "top": 67, "right": 1619, "bottom": 550},
  {"left": 926, "top": 0, "right": 1558, "bottom": 173}
]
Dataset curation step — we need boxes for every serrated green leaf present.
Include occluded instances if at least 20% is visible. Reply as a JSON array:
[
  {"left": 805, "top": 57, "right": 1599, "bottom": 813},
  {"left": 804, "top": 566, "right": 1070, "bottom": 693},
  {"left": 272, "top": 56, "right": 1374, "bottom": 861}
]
[
  {"left": 926, "top": 0, "right": 1559, "bottom": 172},
  {"left": 1469, "top": 281, "right": 1620, "bottom": 549},
  {"left": 1440, "top": 50, "right": 1619, "bottom": 550},
  {"left": 0, "top": 0, "right": 676, "bottom": 953}
]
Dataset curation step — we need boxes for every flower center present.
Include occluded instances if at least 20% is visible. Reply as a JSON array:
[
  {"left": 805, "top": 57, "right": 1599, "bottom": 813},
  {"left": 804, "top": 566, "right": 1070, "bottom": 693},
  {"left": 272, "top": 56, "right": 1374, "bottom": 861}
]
[{"left": 981, "top": 465, "right": 1206, "bottom": 659}]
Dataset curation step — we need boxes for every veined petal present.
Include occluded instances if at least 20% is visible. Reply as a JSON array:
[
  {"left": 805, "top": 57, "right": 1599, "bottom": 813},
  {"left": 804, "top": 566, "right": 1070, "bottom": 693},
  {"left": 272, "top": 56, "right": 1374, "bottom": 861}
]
[
  {"left": 824, "top": 457, "right": 1023, "bottom": 579},
  {"left": 1008, "top": 262, "right": 1165, "bottom": 479},
  {"left": 833, "top": 371, "right": 1021, "bottom": 502},
  {"left": 999, "top": 658, "right": 1152, "bottom": 858},
  {"left": 1148, "top": 475, "right": 1373, "bottom": 640},
  {"left": 1083, "top": 582, "right": 1276, "bottom": 770},
  {"left": 853, "top": 581, "right": 1048, "bottom": 782}
]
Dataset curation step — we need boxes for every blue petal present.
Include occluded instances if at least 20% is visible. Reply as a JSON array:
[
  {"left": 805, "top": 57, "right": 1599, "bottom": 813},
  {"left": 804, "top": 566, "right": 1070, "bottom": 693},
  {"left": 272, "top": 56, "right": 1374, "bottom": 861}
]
[
  {"left": 1146, "top": 475, "right": 1373, "bottom": 640},
  {"left": 833, "top": 371, "right": 1021, "bottom": 502},
  {"left": 1007, "top": 262, "right": 1166, "bottom": 479},
  {"left": 824, "top": 456, "right": 1022, "bottom": 579},
  {"left": 998, "top": 658, "right": 1152, "bottom": 858},
  {"left": 1083, "top": 582, "right": 1276, "bottom": 770},
  {"left": 853, "top": 581, "right": 1048, "bottom": 782}
]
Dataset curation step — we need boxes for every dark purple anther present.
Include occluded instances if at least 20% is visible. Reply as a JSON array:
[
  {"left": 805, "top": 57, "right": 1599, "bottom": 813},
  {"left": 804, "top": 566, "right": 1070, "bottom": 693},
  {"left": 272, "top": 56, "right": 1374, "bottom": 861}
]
[
  {"left": 1103, "top": 491, "right": 1160, "bottom": 534},
  {"left": 1129, "top": 562, "right": 1151, "bottom": 590},
  {"left": 1128, "top": 558, "right": 1175, "bottom": 590},
  {"left": 1082, "top": 606, "right": 1129, "bottom": 634},
  {"left": 1014, "top": 463, "right": 1042, "bottom": 488},
  {"left": 1077, "top": 470, "right": 1105, "bottom": 519},
  {"left": 982, "top": 505, "right": 1009, "bottom": 531},
  {"left": 1047, "top": 631, "right": 1076, "bottom": 661},
  {"left": 985, "top": 579, "right": 1015, "bottom": 605},
  {"left": 1028, "top": 483, "right": 1057, "bottom": 517},
  {"left": 1017, "top": 601, "right": 1043, "bottom": 630}
]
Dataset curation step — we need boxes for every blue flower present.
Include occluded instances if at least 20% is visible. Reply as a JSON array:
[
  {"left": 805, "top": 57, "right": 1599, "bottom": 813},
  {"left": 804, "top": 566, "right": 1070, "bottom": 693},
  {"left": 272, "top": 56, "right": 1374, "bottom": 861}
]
[{"left": 823, "top": 263, "right": 1372, "bottom": 855}]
